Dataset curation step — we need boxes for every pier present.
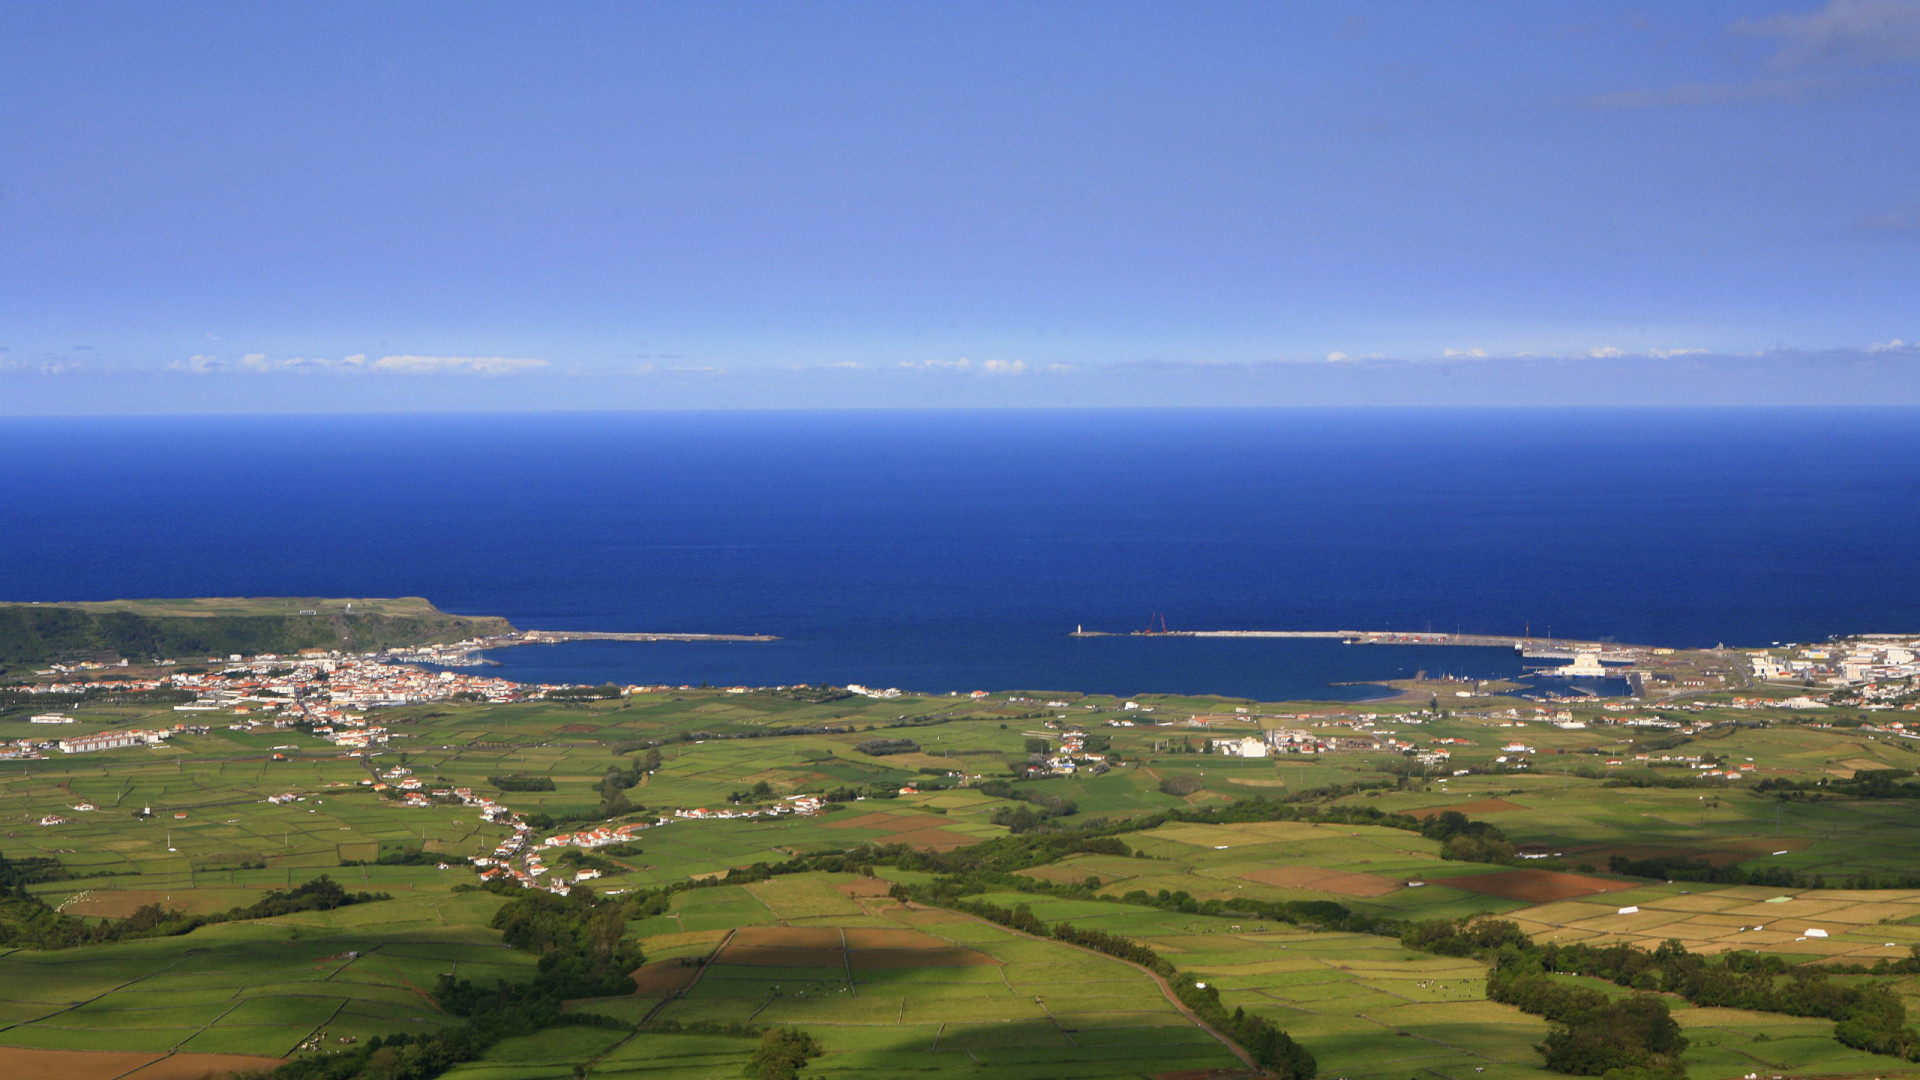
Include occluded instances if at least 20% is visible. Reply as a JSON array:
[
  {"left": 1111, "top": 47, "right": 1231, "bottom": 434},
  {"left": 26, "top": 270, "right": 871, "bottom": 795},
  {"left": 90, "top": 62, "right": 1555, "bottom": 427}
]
[
  {"left": 515, "top": 630, "right": 779, "bottom": 644},
  {"left": 1069, "top": 626, "right": 1643, "bottom": 660}
]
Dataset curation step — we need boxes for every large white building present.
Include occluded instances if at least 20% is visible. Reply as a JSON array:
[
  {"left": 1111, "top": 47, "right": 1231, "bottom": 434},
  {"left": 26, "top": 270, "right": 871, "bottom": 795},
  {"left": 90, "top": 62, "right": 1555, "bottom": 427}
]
[
  {"left": 1212, "top": 735, "right": 1270, "bottom": 758},
  {"left": 57, "top": 730, "right": 163, "bottom": 754}
]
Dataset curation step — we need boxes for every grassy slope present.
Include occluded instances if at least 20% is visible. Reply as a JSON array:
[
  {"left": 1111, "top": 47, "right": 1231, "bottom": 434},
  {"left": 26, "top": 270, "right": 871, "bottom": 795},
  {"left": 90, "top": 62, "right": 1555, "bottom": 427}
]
[{"left": 0, "top": 597, "right": 513, "bottom": 665}]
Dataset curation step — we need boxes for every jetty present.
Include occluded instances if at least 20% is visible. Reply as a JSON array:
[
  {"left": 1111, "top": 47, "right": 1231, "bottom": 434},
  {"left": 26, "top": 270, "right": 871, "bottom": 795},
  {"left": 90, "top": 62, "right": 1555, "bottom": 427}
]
[
  {"left": 515, "top": 630, "right": 779, "bottom": 644},
  {"left": 1069, "top": 626, "right": 1644, "bottom": 662}
]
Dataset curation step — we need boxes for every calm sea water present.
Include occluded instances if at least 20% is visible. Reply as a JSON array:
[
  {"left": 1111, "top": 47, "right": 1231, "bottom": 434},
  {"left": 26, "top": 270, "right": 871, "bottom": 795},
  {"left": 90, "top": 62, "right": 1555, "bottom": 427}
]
[{"left": 2, "top": 409, "right": 1915, "bottom": 700}]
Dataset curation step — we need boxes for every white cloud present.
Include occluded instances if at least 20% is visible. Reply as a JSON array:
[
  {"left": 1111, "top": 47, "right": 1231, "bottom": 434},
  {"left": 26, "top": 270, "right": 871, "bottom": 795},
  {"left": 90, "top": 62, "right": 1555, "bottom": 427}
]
[
  {"left": 1650, "top": 348, "right": 1708, "bottom": 359},
  {"left": 371, "top": 355, "right": 547, "bottom": 375},
  {"left": 1736, "top": 0, "right": 1920, "bottom": 67},
  {"left": 168, "top": 352, "right": 546, "bottom": 376},
  {"left": 1442, "top": 348, "right": 1489, "bottom": 358},
  {"left": 169, "top": 354, "right": 224, "bottom": 374},
  {"left": 1589, "top": 346, "right": 1626, "bottom": 358},
  {"left": 1326, "top": 351, "right": 1349, "bottom": 362},
  {"left": 981, "top": 359, "right": 1026, "bottom": 374},
  {"left": 1866, "top": 338, "right": 1912, "bottom": 352}
]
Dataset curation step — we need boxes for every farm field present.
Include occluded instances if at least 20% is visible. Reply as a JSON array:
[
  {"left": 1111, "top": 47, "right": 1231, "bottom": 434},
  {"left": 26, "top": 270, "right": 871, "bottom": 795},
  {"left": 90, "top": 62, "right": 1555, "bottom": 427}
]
[{"left": 7, "top": 679, "right": 1920, "bottom": 1079}]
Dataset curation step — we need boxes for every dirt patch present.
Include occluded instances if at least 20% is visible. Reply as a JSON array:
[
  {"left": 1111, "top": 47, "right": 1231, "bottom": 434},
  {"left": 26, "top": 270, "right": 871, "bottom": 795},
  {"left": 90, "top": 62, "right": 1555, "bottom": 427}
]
[
  {"left": 1435, "top": 869, "right": 1638, "bottom": 901},
  {"left": 123, "top": 1055, "right": 288, "bottom": 1080},
  {"left": 842, "top": 927, "right": 953, "bottom": 950},
  {"left": 1154, "top": 1071, "right": 1249, "bottom": 1080},
  {"left": 733, "top": 926, "right": 845, "bottom": 949},
  {"left": 62, "top": 888, "right": 266, "bottom": 918},
  {"left": 835, "top": 878, "right": 894, "bottom": 899},
  {"left": 1404, "top": 799, "right": 1529, "bottom": 819},
  {"left": 823, "top": 811, "right": 920, "bottom": 830},
  {"left": 0, "top": 1049, "right": 287, "bottom": 1080},
  {"left": 629, "top": 960, "right": 705, "bottom": 997},
  {"left": 850, "top": 947, "right": 998, "bottom": 969},
  {"left": 874, "top": 752, "right": 970, "bottom": 771},
  {"left": 557, "top": 724, "right": 599, "bottom": 734},
  {"left": 715, "top": 945, "right": 847, "bottom": 967},
  {"left": 1238, "top": 865, "right": 1403, "bottom": 897},
  {"left": 0, "top": 1048, "right": 161, "bottom": 1080}
]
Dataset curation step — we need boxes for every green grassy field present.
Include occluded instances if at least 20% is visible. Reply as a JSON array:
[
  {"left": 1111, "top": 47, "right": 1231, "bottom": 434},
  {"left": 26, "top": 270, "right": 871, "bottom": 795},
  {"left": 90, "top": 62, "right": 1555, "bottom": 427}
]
[{"left": 6, "top": 685, "right": 1920, "bottom": 1079}]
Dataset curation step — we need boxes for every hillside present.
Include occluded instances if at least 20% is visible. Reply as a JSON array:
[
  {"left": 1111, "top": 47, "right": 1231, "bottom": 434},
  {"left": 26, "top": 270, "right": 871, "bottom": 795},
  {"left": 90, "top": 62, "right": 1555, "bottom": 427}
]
[{"left": 0, "top": 596, "right": 514, "bottom": 665}]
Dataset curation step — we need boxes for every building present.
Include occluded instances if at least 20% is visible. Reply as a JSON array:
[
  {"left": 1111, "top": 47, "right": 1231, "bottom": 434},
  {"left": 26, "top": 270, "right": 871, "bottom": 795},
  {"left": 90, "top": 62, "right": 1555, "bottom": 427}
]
[
  {"left": 57, "top": 730, "right": 163, "bottom": 754},
  {"left": 1212, "top": 736, "right": 1270, "bottom": 758}
]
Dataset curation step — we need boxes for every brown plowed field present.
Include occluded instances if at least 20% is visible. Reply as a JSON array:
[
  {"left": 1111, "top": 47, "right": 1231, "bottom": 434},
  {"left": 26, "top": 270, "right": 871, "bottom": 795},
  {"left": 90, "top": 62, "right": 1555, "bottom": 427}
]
[
  {"left": 823, "top": 811, "right": 922, "bottom": 830},
  {"left": 733, "top": 926, "right": 843, "bottom": 948},
  {"left": 1404, "top": 799, "right": 1528, "bottom": 819},
  {"left": 125, "top": 1054, "right": 292, "bottom": 1080},
  {"left": 1237, "top": 865, "right": 1402, "bottom": 897},
  {"left": 629, "top": 960, "right": 705, "bottom": 997},
  {"left": 1434, "top": 868, "right": 1638, "bottom": 901},
  {"left": 715, "top": 945, "right": 847, "bottom": 967},
  {"left": 0, "top": 1048, "right": 285, "bottom": 1080}
]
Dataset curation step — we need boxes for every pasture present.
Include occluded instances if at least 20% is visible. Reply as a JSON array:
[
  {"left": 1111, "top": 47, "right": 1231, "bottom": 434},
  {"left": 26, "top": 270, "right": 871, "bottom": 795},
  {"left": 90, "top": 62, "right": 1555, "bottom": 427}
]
[{"left": 7, "top": 686, "right": 1920, "bottom": 1078}]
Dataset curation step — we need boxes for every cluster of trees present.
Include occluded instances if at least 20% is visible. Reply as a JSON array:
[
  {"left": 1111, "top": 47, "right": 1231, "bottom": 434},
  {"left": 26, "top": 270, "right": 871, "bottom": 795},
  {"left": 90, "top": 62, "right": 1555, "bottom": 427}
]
[
  {"left": 0, "top": 851, "right": 78, "bottom": 888},
  {"left": 1418, "top": 809, "right": 1516, "bottom": 863},
  {"left": 0, "top": 875, "right": 387, "bottom": 950},
  {"left": 596, "top": 760, "right": 645, "bottom": 816},
  {"left": 1755, "top": 768, "right": 1920, "bottom": 800},
  {"left": 854, "top": 737, "right": 920, "bottom": 756},
  {"left": 747, "top": 1027, "right": 823, "bottom": 1080},
  {"left": 488, "top": 774, "right": 556, "bottom": 792},
  {"left": 973, "top": 779, "right": 1078, "bottom": 832},
  {"left": 1606, "top": 854, "right": 1841, "bottom": 890},
  {"left": 940, "top": 898, "right": 1314, "bottom": 1078},
  {"left": 1405, "top": 917, "right": 1920, "bottom": 1064},
  {"left": 340, "top": 847, "right": 441, "bottom": 867},
  {"left": 729, "top": 780, "right": 776, "bottom": 804}
]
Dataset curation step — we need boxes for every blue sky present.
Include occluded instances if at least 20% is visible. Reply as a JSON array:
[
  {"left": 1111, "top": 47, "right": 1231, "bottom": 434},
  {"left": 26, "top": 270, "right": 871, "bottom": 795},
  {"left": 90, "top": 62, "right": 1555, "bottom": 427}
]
[{"left": 4, "top": 1, "right": 1919, "bottom": 410}]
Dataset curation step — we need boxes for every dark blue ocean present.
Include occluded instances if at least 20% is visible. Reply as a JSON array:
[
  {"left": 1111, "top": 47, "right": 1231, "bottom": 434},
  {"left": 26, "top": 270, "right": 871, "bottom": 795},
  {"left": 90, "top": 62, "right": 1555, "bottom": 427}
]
[{"left": 2, "top": 409, "right": 1916, "bottom": 701}]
